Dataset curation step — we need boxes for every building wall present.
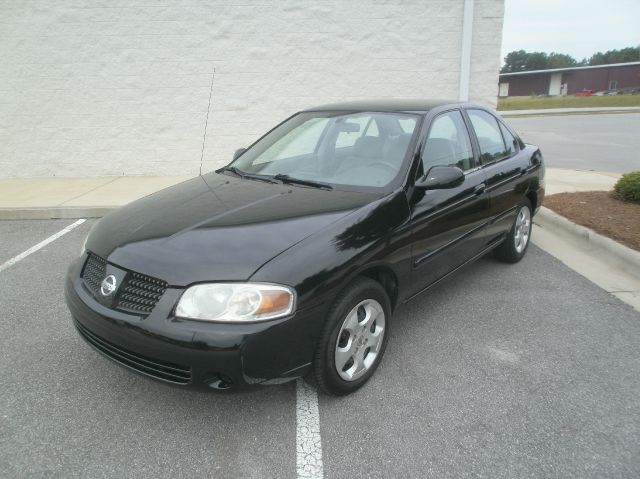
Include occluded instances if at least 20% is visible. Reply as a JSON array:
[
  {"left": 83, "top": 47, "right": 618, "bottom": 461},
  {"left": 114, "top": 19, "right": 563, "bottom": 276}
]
[
  {"left": 0, "top": 0, "right": 504, "bottom": 178},
  {"left": 563, "top": 69, "right": 609, "bottom": 94},
  {"left": 564, "top": 65, "right": 640, "bottom": 94},
  {"left": 500, "top": 73, "right": 550, "bottom": 97},
  {"left": 614, "top": 65, "right": 640, "bottom": 90},
  {"left": 468, "top": 0, "right": 505, "bottom": 105},
  {"left": 500, "top": 64, "right": 640, "bottom": 97}
]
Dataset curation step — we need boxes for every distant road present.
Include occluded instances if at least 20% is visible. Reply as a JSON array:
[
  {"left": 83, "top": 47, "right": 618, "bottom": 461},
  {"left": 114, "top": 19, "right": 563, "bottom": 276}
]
[{"left": 508, "top": 113, "right": 640, "bottom": 173}]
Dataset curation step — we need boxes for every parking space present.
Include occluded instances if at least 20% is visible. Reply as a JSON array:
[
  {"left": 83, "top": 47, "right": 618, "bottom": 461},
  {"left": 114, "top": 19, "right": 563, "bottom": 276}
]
[
  {"left": 321, "top": 251, "right": 640, "bottom": 478},
  {"left": 1, "top": 220, "right": 295, "bottom": 478},
  {"left": 0, "top": 220, "right": 86, "bottom": 265},
  {"left": 2, "top": 220, "right": 640, "bottom": 478}
]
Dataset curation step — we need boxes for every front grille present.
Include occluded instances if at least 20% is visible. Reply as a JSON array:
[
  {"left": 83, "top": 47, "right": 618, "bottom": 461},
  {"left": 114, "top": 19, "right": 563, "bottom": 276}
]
[
  {"left": 118, "top": 272, "right": 168, "bottom": 314},
  {"left": 75, "top": 321, "right": 191, "bottom": 385},
  {"left": 81, "top": 253, "right": 168, "bottom": 315},
  {"left": 82, "top": 253, "right": 106, "bottom": 296}
]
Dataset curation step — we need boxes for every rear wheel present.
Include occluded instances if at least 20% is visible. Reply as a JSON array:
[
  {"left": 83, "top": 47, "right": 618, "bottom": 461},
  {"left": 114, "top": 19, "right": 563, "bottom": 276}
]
[
  {"left": 493, "top": 199, "right": 532, "bottom": 263},
  {"left": 310, "top": 277, "right": 391, "bottom": 395}
]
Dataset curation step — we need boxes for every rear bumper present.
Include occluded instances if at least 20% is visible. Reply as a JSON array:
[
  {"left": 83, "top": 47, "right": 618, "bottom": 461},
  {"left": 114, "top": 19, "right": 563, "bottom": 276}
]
[{"left": 65, "top": 257, "right": 327, "bottom": 391}]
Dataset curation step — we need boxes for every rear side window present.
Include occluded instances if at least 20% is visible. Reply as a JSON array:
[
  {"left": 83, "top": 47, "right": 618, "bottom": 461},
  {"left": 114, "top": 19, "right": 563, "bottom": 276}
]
[
  {"left": 467, "top": 109, "right": 508, "bottom": 164},
  {"left": 499, "top": 122, "right": 518, "bottom": 157}
]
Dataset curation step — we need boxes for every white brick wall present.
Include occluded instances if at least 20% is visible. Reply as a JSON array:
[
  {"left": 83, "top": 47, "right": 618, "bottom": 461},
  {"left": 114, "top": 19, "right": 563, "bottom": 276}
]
[{"left": 0, "top": 0, "right": 504, "bottom": 177}]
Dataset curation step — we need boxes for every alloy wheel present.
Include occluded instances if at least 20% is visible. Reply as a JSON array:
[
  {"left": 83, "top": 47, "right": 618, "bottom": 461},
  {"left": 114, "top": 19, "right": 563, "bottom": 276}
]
[
  {"left": 514, "top": 206, "right": 531, "bottom": 253},
  {"left": 334, "top": 299, "right": 386, "bottom": 381}
]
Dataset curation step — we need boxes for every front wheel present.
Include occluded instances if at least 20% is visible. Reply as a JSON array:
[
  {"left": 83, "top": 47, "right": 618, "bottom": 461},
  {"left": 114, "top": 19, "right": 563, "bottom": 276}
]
[
  {"left": 493, "top": 199, "right": 533, "bottom": 263},
  {"left": 310, "top": 277, "right": 391, "bottom": 396}
]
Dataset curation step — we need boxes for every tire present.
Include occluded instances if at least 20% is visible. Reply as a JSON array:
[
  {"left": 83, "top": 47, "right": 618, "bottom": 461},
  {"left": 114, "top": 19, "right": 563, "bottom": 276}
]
[
  {"left": 493, "top": 198, "right": 533, "bottom": 263},
  {"left": 310, "top": 277, "right": 391, "bottom": 396}
]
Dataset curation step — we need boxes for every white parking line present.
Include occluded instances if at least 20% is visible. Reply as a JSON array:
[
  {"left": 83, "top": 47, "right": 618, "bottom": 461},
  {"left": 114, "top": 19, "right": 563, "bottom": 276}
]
[
  {"left": 296, "top": 379, "right": 324, "bottom": 478},
  {"left": 0, "top": 219, "right": 86, "bottom": 273}
]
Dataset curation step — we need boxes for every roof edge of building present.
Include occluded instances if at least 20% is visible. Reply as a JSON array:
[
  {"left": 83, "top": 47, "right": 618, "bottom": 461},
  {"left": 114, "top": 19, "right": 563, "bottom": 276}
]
[{"left": 499, "top": 61, "right": 640, "bottom": 77}]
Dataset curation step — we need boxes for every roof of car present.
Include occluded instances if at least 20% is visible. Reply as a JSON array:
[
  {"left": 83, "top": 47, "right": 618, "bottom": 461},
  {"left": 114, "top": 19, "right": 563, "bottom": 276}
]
[{"left": 302, "top": 99, "right": 468, "bottom": 114}]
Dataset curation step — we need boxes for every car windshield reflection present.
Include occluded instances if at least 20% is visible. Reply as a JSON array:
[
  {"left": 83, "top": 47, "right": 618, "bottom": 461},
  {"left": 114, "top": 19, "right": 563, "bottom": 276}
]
[{"left": 227, "top": 111, "right": 420, "bottom": 191}]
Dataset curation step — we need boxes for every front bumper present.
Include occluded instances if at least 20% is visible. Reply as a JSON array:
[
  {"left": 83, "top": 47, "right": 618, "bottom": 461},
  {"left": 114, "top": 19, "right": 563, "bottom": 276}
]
[{"left": 65, "top": 257, "right": 327, "bottom": 391}]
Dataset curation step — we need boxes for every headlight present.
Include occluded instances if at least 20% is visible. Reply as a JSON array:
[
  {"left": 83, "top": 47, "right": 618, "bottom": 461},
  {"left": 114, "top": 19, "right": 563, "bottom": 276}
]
[{"left": 175, "top": 283, "right": 296, "bottom": 322}]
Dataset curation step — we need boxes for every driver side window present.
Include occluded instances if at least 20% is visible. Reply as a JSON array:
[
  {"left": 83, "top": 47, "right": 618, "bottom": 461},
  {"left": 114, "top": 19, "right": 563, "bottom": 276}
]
[{"left": 420, "top": 111, "right": 473, "bottom": 176}]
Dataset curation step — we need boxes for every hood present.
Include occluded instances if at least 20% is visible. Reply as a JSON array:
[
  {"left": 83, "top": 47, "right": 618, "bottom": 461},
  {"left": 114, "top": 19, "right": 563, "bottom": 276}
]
[{"left": 88, "top": 173, "right": 378, "bottom": 286}]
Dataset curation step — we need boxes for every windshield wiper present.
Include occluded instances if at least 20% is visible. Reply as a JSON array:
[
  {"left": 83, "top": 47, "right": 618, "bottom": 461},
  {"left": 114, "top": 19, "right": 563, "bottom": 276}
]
[
  {"left": 219, "top": 166, "right": 244, "bottom": 177},
  {"left": 272, "top": 174, "right": 333, "bottom": 190},
  {"left": 220, "top": 166, "right": 277, "bottom": 184}
]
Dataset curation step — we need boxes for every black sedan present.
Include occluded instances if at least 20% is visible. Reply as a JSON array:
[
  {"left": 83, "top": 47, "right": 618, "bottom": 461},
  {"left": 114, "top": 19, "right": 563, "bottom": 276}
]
[{"left": 65, "top": 100, "right": 545, "bottom": 395}]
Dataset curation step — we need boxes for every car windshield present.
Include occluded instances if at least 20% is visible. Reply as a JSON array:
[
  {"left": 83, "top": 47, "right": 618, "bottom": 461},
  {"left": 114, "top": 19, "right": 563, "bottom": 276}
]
[{"left": 227, "top": 111, "right": 420, "bottom": 191}]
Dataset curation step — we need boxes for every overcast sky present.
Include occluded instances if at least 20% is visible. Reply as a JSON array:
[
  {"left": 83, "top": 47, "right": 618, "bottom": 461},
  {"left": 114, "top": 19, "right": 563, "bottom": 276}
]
[{"left": 501, "top": 0, "right": 640, "bottom": 62}]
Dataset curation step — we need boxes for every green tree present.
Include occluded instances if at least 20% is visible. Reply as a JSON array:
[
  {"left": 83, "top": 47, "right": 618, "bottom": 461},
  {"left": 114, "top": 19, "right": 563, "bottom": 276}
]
[
  {"left": 547, "top": 52, "right": 579, "bottom": 69},
  {"left": 589, "top": 47, "right": 640, "bottom": 65},
  {"left": 501, "top": 50, "right": 550, "bottom": 73},
  {"left": 501, "top": 50, "right": 578, "bottom": 73},
  {"left": 525, "top": 51, "right": 548, "bottom": 71},
  {"left": 501, "top": 47, "right": 639, "bottom": 73},
  {"left": 501, "top": 50, "right": 530, "bottom": 73}
]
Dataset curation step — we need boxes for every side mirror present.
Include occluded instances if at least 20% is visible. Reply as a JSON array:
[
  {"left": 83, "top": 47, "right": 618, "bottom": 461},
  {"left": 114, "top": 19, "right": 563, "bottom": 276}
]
[
  {"left": 233, "top": 148, "right": 247, "bottom": 161},
  {"left": 415, "top": 166, "right": 465, "bottom": 190}
]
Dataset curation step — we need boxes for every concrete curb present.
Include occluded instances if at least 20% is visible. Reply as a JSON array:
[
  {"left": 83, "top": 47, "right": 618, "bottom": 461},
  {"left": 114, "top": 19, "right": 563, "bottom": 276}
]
[
  {"left": 535, "top": 206, "right": 640, "bottom": 281},
  {"left": 0, "top": 206, "right": 116, "bottom": 220}
]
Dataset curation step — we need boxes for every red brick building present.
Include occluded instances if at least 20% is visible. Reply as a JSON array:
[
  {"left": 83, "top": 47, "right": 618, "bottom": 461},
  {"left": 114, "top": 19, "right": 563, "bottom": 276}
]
[{"left": 498, "top": 62, "right": 640, "bottom": 97}]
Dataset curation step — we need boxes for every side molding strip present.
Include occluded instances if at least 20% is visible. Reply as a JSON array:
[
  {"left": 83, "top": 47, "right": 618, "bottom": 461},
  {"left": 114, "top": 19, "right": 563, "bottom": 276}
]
[
  {"left": 414, "top": 220, "right": 489, "bottom": 267},
  {"left": 405, "top": 237, "right": 506, "bottom": 302}
]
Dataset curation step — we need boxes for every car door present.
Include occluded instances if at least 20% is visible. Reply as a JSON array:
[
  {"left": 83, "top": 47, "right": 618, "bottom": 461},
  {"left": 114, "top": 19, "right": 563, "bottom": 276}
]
[
  {"left": 408, "top": 109, "right": 490, "bottom": 297},
  {"left": 465, "top": 109, "right": 532, "bottom": 243}
]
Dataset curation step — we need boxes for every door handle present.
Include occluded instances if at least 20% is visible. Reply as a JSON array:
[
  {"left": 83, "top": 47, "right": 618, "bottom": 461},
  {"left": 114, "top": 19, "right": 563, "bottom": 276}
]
[{"left": 474, "top": 183, "right": 486, "bottom": 195}]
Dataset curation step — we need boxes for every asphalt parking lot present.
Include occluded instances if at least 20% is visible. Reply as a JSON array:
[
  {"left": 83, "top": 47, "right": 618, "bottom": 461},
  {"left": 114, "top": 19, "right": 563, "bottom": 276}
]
[
  {"left": 509, "top": 112, "right": 640, "bottom": 173},
  {"left": 2, "top": 219, "right": 640, "bottom": 478}
]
